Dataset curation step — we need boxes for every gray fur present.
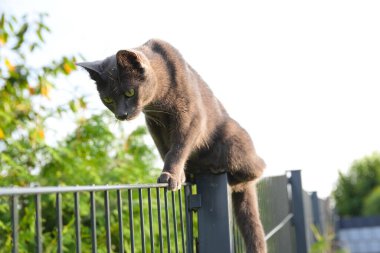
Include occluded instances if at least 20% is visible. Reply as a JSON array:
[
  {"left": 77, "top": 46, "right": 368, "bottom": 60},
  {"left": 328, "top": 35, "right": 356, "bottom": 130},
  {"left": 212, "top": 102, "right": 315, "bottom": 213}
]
[{"left": 78, "top": 39, "right": 267, "bottom": 253}]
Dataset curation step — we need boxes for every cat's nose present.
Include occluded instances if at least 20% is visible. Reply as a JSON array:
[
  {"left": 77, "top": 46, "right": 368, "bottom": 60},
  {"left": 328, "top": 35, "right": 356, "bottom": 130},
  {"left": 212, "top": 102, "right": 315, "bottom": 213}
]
[{"left": 116, "top": 113, "right": 128, "bottom": 120}]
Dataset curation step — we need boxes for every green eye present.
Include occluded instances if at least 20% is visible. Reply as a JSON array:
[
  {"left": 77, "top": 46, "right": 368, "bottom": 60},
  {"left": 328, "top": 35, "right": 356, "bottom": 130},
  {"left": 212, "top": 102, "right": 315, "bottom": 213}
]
[
  {"left": 125, "top": 88, "right": 135, "bottom": 97},
  {"left": 103, "top": 97, "right": 113, "bottom": 104}
]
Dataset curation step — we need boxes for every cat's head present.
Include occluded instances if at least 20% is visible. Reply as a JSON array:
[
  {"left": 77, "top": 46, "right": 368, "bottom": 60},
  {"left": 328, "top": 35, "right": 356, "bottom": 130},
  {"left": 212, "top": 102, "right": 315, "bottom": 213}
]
[{"left": 77, "top": 50, "right": 156, "bottom": 121}]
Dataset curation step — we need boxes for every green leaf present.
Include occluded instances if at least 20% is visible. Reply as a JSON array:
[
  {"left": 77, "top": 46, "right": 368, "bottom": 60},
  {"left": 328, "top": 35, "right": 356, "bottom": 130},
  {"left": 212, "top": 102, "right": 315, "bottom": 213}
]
[
  {"left": 30, "top": 42, "right": 39, "bottom": 52},
  {"left": 0, "top": 13, "right": 4, "bottom": 28},
  {"left": 12, "top": 37, "right": 24, "bottom": 50},
  {"left": 8, "top": 21, "right": 14, "bottom": 33},
  {"left": 66, "top": 60, "right": 76, "bottom": 70},
  {"left": 17, "top": 23, "right": 28, "bottom": 37},
  {"left": 10, "top": 15, "right": 17, "bottom": 23},
  {"left": 69, "top": 100, "right": 77, "bottom": 112},
  {"left": 79, "top": 97, "right": 87, "bottom": 109},
  {"left": 36, "top": 29, "right": 44, "bottom": 43},
  {"left": 40, "top": 23, "right": 51, "bottom": 33},
  {"left": 0, "top": 33, "right": 7, "bottom": 45}
]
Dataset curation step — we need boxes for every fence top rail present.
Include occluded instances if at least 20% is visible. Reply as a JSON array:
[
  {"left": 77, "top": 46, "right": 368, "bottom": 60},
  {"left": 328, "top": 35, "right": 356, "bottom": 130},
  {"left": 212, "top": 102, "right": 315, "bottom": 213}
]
[{"left": 0, "top": 183, "right": 191, "bottom": 196}]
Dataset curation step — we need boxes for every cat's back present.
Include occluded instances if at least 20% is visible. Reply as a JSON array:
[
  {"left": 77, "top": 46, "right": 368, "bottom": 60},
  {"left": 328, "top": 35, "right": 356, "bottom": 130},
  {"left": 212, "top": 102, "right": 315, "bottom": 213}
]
[
  {"left": 140, "top": 39, "right": 187, "bottom": 79},
  {"left": 143, "top": 38, "right": 183, "bottom": 59},
  {"left": 141, "top": 39, "right": 228, "bottom": 122}
]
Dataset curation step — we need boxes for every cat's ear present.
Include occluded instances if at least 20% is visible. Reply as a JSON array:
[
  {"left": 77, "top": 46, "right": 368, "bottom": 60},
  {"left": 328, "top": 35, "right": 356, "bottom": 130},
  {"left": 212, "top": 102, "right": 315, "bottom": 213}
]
[
  {"left": 116, "top": 50, "right": 144, "bottom": 75},
  {"left": 76, "top": 61, "right": 103, "bottom": 81}
]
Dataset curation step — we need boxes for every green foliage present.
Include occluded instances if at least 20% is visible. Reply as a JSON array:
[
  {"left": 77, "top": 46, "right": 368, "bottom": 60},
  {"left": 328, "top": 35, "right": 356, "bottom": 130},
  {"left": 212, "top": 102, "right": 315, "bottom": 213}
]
[
  {"left": 40, "top": 116, "right": 159, "bottom": 186},
  {"left": 333, "top": 152, "right": 380, "bottom": 217},
  {"left": 363, "top": 186, "right": 380, "bottom": 216},
  {"left": 310, "top": 225, "right": 347, "bottom": 253},
  {"left": 0, "top": 12, "right": 160, "bottom": 252}
]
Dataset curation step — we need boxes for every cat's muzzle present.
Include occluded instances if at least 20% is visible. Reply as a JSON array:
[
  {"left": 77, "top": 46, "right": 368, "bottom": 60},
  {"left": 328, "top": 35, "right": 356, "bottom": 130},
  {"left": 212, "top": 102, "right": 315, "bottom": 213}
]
[{"left": 116, "top": 113, "right": 128, "bottom": 121}]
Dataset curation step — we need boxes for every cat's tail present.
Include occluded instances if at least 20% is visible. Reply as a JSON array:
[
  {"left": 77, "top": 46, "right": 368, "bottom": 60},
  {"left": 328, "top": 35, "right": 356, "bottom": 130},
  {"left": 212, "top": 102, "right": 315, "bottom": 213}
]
[{"left": 231, "top": 181, "right": 267, "bottom": 253}]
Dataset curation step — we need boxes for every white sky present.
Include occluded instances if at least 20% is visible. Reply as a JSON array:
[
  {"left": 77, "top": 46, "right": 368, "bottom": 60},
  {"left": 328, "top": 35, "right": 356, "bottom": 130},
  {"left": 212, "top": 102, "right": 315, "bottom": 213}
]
[{"left": 2, "top": 0, "right": 380, "bottom": 197}]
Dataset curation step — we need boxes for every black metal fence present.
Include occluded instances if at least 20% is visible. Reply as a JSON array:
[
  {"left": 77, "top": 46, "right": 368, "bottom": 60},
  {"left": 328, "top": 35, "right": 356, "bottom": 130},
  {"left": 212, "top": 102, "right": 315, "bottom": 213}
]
[
  {"left": 0, "top": 184, "right": 194, "bottom": 253},
  {"left": 257, "top": 170, "right": 331, "bottom": 253},
  {"left": 0, "top": 170, "right": 331, "bottom": 253},
  {"left": 192, "top": 171, "right": 332, "bottom": 253}
]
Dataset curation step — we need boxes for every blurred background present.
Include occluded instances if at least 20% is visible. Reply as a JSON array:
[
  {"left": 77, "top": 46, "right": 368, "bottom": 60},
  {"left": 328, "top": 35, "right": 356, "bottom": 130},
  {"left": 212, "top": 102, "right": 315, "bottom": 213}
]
[{"left": 1, "top": 1, "right": 380, "bottom": 252}]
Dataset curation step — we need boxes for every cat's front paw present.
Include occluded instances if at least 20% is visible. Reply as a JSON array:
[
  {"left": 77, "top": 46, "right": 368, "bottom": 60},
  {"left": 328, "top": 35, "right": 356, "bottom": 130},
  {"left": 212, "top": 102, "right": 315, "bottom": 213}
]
[{"left": 157, "top": 172, "right": 185, "bottom": 191}]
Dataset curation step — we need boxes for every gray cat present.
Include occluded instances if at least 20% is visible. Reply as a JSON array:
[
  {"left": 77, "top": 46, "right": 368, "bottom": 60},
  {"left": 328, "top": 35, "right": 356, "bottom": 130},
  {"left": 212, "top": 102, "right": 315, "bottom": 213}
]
[{"left": 78, "top": 39, "right": 266, "bottom": 253}]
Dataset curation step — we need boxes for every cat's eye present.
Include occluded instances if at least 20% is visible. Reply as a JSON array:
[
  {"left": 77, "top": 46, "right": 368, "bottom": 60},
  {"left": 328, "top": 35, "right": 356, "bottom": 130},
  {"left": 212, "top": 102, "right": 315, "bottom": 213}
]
[
  {"left": 125, "top": 88, "right": 135, "bottom": 97},
  {"left": 103, "top": 97, "right": 113, "bottom": 104}
]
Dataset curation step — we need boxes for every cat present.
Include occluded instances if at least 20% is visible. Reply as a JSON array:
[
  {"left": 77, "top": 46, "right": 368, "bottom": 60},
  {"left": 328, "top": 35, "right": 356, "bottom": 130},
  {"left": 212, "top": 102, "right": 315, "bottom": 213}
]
[{"left": 77, "top": 39, "right": 267, "bottom": 253}]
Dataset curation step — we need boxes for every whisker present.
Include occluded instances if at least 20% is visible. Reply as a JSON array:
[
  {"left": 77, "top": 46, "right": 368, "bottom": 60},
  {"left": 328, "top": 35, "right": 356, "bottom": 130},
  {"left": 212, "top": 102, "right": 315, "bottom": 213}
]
[
  {"left": 148, "top": 117, "right": 165, "bottom": 128},
  {"left": 145, "top": 114, "right": 166, "bottom": 128},
  {"left": 112, "top": 118, "right": 119, "bottom": 129},
  {"left": 143, "top": 109, "right": 175, "bottom": 116}
]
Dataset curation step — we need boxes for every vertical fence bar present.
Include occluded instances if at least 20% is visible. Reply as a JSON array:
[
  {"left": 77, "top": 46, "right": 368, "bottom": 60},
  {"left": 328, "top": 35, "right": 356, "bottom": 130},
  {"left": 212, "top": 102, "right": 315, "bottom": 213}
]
[
  {"left": 35, "top": 194, "right": 42, "bottom": 253},
  {"left": 195, "top": 173, "right": 234, "bottom": 253},
  {"left": 138, "top": 189, "right": 146, "bottom": 253},
  {"left": 128, "top": 189, "right": 135, "bottom": 253},
  {"left": 184, "top": 185, "right": 193, "bottom": 253},
  {"left": 147, "top": 188, "right": 155, "bottom": 253},
  {"left": 164, "top": 188, "right": 171, "bottom": 253},
  {"left": 11, "top": 195, "right": 19, "bottom": 253},
  {"left": 311, "top": 191, "right": 323, "bottom": 235},
  {"left": 117, "top": 190, "right": 124, "bottom": 253},
  {"left": 156, "top": 188, "right": 164, "bottom": 253},
  {"left": 171, "top": 191, "right": 179, "bottom": 253},
  {"left": 56, "top": 193, "right": 63, "bottom": 253},
  {"left": 90, "top": 191, "right": 97, "bottom": 253},
  {"left": 178, "top": 189, "right": 186, "bottom": 253},
  {"left": 104, "top": 190, "right": 112, "bottom": 253},
  {"left": 74, "top": 192, "right": 81, "bottom": 253},
  {"left": 289, "top": 170, "right": 308, "bottom": 253}
]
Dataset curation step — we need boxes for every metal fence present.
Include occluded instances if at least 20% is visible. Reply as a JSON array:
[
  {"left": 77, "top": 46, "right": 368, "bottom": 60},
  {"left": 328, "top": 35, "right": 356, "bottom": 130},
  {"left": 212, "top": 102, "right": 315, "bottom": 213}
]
[
  {"left": 0, "top": 184, "right": 194, "bottom": 253},
  {"left": 0, "top": 170, "right": 331, "bottom": 253},
  {"left": 256, "top": 174, "right": 294, "bottom": 253},
  {"left": 223, "top": 170, "right": 331, "bottom": 253}
]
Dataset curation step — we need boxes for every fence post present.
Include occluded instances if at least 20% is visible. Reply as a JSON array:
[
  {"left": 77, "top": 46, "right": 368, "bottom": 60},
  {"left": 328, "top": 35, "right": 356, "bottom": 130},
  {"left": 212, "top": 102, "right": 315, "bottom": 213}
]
[
  {"left": 195, "top": 173, "right": 234, "bottom": 253},
  {"left": 311, "top": 191, "right": 323, "bottom": 235},
  {"left": 289, "top": 170, "right": 308, "bottom": 253}
]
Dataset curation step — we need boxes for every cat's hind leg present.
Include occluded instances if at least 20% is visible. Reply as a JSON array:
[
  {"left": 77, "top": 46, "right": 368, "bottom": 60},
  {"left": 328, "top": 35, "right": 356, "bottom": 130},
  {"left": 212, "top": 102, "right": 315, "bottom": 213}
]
[{"left": 231, "top": 181, "right": 267, "bottom": 253}]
